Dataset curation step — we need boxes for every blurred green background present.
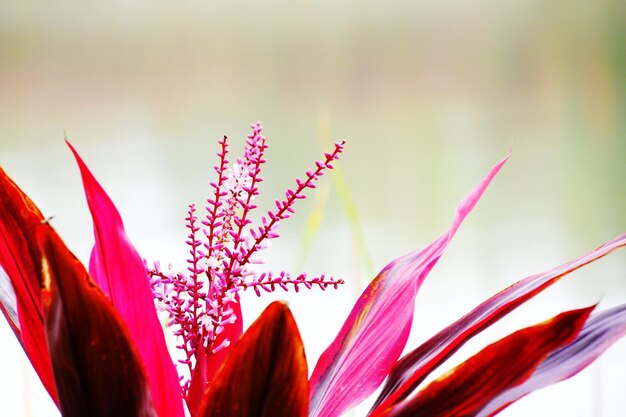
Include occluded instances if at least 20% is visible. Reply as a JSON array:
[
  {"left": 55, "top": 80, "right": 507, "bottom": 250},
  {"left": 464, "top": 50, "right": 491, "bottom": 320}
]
[{"left": 0, "top": 2, "right": 624, "bottom": 416}]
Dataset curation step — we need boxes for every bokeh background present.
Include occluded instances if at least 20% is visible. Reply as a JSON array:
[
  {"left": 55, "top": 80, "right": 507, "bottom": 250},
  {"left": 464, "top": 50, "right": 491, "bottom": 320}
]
[{"left": 1, "top": 2, "right": 624, "bottom": 416}]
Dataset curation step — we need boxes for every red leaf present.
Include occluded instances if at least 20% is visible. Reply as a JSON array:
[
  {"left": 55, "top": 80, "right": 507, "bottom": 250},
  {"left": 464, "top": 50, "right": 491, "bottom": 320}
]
[
  {"left": 309, "top": 154, "right": 509, "bottom": 417},
  {"left": 384, "top": 306, "right": 594, "bottom": 417},
  {"left": 187, "top": 296, "right": 244, "bottom": 415},
  {"left": 0, "top": 166, "right": 58, "bottom": 405},
  {"left": 68, "top": 142, "right": 184, "bottom": 417},
  {"left": 205, "top": 296, "right": 244, "bottom": 381},
  {"left": 370, "top": 233, "right": 626, "bottom": 415},
  {"left": 38, "top": 224, "right": 156, "bottom": 417},
  {"left": 198, "top": 302, "right": 309, "bottom": 417},
  {"left": 477, "top": 304, "right": 626, "bottom": 416}
]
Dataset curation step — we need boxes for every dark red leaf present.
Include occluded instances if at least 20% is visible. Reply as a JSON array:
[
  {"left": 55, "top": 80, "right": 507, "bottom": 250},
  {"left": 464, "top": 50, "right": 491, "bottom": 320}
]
[
  {"left": 477, "top": 303, "right": 626, "bottom": 416},
  {"left": 370, "top": 233, "right": 626, "bottom": 415},
  {"left": 383, "top": 306, "right": 593, "bottom": 417},
  {"left": 38, "top": 224, "right": 157, "bottom": 417},
  {"left": 198, "top": 302, "right": 308, "bottom": 417},
  {"left": 0, "top": 166, "right": 58, "bottom": 404}
]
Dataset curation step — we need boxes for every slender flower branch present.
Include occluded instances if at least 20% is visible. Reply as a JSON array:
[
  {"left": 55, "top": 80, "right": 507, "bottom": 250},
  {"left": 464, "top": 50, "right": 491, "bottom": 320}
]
[
  {"left": 223, "top": 123, "right": 267, "bottom": 283},
  {"left": 203, "top": 136, "right": 229, "bottom": 263},
  {"left": 184, "top": 204, "right": 205, "bottom": 355},
  {"left": 242, "top": 272, "right": 344, "bottom": 296},
  {"left": 240, "top": 140, "right": 345, "bottom": 267}
]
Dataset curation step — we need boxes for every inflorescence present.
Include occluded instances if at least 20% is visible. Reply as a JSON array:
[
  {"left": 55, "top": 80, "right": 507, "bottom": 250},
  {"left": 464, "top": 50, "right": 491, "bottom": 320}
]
[{"left": 147, "top": 122, "right": 345, "bottom": 392}]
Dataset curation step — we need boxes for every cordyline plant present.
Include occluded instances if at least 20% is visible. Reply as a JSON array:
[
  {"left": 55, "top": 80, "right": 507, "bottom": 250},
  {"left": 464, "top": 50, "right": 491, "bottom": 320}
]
[{"left": 0, "top": 123, "right": 625, "bottom": 417}]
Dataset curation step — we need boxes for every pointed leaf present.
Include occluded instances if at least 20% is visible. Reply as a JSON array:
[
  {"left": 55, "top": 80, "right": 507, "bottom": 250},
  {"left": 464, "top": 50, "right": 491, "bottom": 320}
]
[
  {"left": 187, "top": 342, "right": 208, "bottom": 416},
  {"left": 205, "top": 296, "right": 244, "bottom": 381},
  {"left": 309, "top": 154, "right": 509, "bottom": 417},
  {"left": 371, "top": 232, "right": 626, "bottom": 415},
  {"left": 477, "top": 304, "right": 626, "bottom": 417},
  {"left": 38, "top": 224, "right": 156, "bottom": 417},
  {"left": 67, "top": 142, "right": 184, "bottom": 417},
  {"left": 187, "top": 296, "right": 243, "bottom": 415},
  {"left": 198, "top": 302, "right": 309, "bottom": 417},
  {"left": 385, "top": 306, "right": 593, "bottom": 417},
  {"left": 0, "top": 166, "right": 58, "bottom": 404}
]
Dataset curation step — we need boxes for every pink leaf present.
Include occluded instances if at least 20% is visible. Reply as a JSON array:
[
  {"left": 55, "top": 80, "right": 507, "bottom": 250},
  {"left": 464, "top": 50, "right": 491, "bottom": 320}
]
[
  {"left": 308, "top": 154, "right": 509, "bottom": 417},
  {"left": 67, "top": 142, "right": 184, "bottom": 417}
]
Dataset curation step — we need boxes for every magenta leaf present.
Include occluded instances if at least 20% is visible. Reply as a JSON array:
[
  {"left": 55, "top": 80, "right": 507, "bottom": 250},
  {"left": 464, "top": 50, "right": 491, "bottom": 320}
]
[
  {"left": 477, "top": 303, "right": 626, "bottom": 417},
  {"left": 308, "top": 154, "right": 510, "bottom": 417},
  {"left": 67, "top": 142, "right": 184, "bottom": 417},
  {"left": 370, "top": 232, "right": 626, "bottom": 415}
]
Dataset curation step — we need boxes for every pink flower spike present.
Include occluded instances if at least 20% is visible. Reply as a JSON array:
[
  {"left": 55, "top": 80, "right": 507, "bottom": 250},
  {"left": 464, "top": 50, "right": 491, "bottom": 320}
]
[
  {"left": 308, "top": 152, "right": 510, "bottom": 417},
  {"left": 146, "top": 123, "right": 345, "bottom": 406},
  {"left": 67, "top": 141, "right": 184, "bottom": 417}
]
